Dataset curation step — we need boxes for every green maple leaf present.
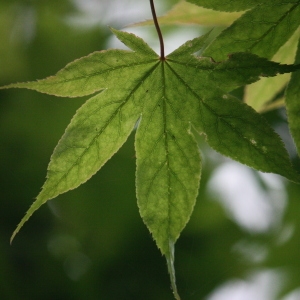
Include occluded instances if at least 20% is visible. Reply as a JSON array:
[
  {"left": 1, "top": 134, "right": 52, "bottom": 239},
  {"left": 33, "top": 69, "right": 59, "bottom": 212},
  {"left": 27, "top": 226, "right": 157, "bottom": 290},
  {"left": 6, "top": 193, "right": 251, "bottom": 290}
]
[{"left": 2, "top": 28, "right": 300, "bottom": 298}]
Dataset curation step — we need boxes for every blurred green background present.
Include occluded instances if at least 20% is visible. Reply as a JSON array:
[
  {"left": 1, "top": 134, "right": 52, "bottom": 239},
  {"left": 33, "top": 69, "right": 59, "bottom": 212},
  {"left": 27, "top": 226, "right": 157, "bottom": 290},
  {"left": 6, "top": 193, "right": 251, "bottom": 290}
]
[{"left": 1, "top": 1, "right": 300, "bottom": 299}]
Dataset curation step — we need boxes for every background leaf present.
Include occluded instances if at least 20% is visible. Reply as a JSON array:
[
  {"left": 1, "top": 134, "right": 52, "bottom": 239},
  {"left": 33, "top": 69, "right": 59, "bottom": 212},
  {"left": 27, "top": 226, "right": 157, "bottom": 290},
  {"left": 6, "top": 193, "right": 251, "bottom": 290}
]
[
  {"left": 203, "top": 1, "right": 300, "bottom": 61},
  {"left": 131, "top": 1, "right": 241, "bottom": 27},
  {"left": 167, "top": 31, "right": 210, "bottom": 58},
  {"left": 186, "top": 0, "right": 262, "bottom": 12}
]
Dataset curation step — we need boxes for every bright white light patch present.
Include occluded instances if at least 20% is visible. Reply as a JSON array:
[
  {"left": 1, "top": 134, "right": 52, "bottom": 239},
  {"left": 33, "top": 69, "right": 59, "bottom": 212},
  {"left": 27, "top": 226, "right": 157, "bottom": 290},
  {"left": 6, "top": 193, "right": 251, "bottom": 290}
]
[
  {"left": 207, "top": 161, "right": 287, "bottom": 233},
  {"left": 68, "top": 0, "right": 159, "bottom": 27},
  {"left": 206, "top": 269, "right": 284, "bottom": 300},
  {"left": 282, "top": 287, "right": 300, "bottom": 300}
]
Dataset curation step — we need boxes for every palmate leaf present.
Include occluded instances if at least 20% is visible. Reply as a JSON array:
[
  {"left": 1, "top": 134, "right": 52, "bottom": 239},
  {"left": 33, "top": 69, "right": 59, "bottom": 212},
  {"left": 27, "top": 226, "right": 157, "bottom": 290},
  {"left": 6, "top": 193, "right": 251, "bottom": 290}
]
[{"left": 2, "top": 28, "right": 300, "bottom": 298}]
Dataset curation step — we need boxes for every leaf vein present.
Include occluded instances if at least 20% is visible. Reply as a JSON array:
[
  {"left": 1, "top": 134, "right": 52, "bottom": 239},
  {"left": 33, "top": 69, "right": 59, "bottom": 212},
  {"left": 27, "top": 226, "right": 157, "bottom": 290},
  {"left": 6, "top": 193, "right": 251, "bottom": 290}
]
[{"left": 44, "top": 59, "right": 158, "bottom": 86}]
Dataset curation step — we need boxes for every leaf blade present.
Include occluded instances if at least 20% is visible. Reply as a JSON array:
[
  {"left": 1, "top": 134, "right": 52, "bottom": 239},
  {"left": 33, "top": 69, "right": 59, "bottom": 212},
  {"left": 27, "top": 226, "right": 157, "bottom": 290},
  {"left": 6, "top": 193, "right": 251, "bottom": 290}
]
[
  {"left": 187, "top": 0, "right": 263, "bottom": 12},
  {"left": 166, "top": 53, "right": 300, "bottom": 183},
  {"left": 4, "top": 27, "right": 299, "bottom": 300},
  {"left": 168, "top": 31, "right": 211, "bottom": 59},
  {"left": 110, "top": 28, "right": 158, "bottom": 57},
  {"left": 131, "top": 1, "right": 242, "bottom": 27}
]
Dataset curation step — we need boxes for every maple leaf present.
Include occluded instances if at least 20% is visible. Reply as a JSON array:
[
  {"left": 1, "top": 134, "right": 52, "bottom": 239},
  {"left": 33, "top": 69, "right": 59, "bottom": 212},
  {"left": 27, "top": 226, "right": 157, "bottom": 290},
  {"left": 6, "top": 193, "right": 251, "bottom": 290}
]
[{"left": 2, "top": 27, "right": 300, "bottom": 299}]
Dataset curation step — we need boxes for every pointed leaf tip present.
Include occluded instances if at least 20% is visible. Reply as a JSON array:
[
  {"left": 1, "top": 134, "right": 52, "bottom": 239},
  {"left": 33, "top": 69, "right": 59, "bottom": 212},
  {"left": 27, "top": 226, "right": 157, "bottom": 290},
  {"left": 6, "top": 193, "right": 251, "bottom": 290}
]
[
  {"left": 166, "top": 240, "right": 181, "bottom": 300},
  {"left": 10, "top": 196, "right": 45, "bottom": 244},
  {"left": 168, "top": 31, "right": 211, "bottom": 59},
  {"left": 110, "top": 27, "right": 158, "bottom": 57}
]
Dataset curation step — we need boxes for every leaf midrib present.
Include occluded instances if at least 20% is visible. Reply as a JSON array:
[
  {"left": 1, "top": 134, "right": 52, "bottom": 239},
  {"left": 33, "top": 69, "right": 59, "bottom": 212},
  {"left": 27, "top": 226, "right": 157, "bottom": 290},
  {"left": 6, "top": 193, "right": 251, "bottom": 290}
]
[{"left": 142, "top": 62, "right": 191, "bottom": 247}]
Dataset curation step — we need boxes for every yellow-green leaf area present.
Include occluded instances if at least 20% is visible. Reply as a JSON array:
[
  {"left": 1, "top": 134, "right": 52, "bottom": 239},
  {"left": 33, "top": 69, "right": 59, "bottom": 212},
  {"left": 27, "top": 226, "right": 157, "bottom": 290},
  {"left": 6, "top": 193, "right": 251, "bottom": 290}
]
[
  {"left": 286, "top": 39, "right": 300, "bottom": 156},
  {"left": 131, "top": 1, "right": 241, "bottom": 27},
  {"left": 245, "top": 28, "right": 300, "bottom": 112},
  {"left": 187, "top": 0, "right": 263, "bottom": 12}
]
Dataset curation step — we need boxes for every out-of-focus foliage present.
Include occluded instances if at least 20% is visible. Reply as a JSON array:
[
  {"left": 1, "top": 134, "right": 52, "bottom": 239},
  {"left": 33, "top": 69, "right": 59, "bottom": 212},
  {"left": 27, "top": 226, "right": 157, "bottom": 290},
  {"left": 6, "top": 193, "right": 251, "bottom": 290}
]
[
  {"left": 1, "top": 1, "right": 300, "bottom": 300},
  {"left": 131, "top": 1, "right": 241, "bottom": 27}
]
